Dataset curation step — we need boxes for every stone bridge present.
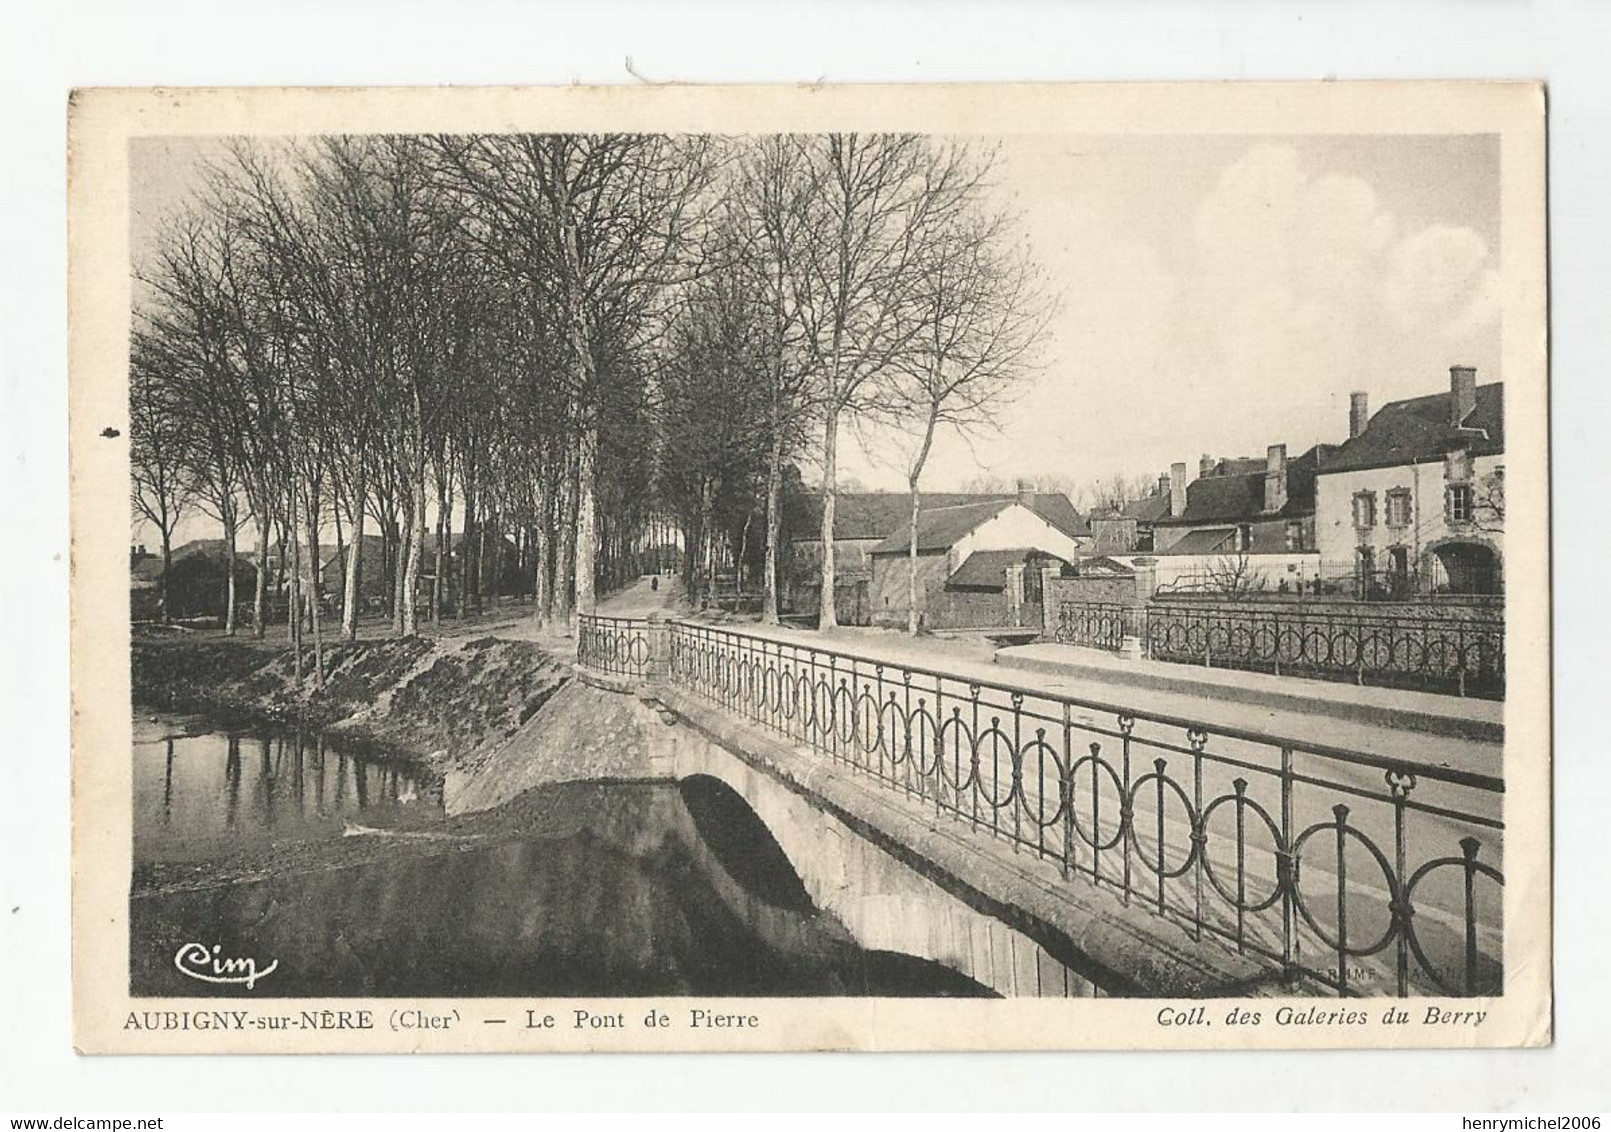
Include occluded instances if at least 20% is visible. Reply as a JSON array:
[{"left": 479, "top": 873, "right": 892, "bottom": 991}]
[{"left": 574, "top": 614, "right": 1505, "bottom": 999}]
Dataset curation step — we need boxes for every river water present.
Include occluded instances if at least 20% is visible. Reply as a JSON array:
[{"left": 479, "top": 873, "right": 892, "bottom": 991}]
[{"left": 130, "top": 711, "right": 992, "bottom": 998}]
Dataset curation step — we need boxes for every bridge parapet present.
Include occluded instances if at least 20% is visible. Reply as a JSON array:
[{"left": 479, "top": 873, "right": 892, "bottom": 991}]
[{"left": 578, "top": 613, "right": 1504, "bottom": 999}]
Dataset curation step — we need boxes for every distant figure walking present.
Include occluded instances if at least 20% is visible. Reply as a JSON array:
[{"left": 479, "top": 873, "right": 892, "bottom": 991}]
[{"left": 651, "top": 576, "right": 660, "bottom": 592}]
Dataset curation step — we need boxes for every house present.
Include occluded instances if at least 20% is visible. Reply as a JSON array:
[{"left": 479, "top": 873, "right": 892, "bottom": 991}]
[
  {"left": 787, "top": 483, "right": 1089, "bottom": 591},
  {"left": 1314, "top": 366, "right": 1504, "bottom": 597},
  {"left": 866, "top": 496, "right": 1084, "bottom": 628},
  {"left": 318, "top": 534, "right": 391, "bottom": 604},
  {"left": 130, "top": 538, "right": 258, "bottom": 620},
  {"left": 1149, "top": 445, "right": 1333, "bottom": 594},
  {"left": 1089, "top": 474, "right": 1174, "bottom": 554}
]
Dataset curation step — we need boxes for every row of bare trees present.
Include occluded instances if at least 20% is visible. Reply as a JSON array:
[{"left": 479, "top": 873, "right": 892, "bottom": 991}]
[
  {"left": 130, "top": 132, "right": 1052, "bottom": 654},
  {"left": 654, "top": 135, "right": 1054, "bottom": 630}
]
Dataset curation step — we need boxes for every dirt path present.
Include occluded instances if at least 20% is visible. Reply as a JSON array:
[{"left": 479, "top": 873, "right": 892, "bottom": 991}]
[{"left": 597, "top": 573, "right": 686, "bottom": 616}]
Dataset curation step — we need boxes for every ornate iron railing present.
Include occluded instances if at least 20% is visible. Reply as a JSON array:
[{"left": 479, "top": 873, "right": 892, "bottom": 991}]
[
  {"left": 577, "top": 614, "right": 1504, "bottom": 998},
  {"left": 576, "top": 614, "right": 665, "bottom": 680},
  {"left": 1145, "top": 601, "right": 1506, "bottom": 699},
  {"left": 1052, "top": 600, "right": 1137, "bottom": 652}
]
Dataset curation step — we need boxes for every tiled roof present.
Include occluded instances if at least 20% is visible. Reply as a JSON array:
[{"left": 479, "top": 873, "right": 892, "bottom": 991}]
[
  {"left": 165, "top": 539, "right": 259, "bottom": 565},
  {"left": 1119, "top": 491, "right": 1171, "bottom": 523},
  {"left": 1154, "top": 444, "right": 1330, "bottom": 526},
  {"left": 794, "top": 491, "right": 1089, "bottom": 543},
  {"left": 1158, "top": 528, "right": 1236, "bottom": 556},
  {"left": 1321, "top": 382, "right": 1503, "bottom": 473},
  {"left": 869, "top": 499, "right": 1013, "bottom": 554},
  {"left": 945, "top": 547, "right": 1069, "bottom": 590}
]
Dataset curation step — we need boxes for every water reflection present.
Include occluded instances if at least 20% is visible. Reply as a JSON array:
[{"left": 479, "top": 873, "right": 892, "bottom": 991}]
[
  {"left": 130, "top": 714, "right": 992, "bottom": 999},
  {"left": 133, "top": 713, "right": 443, "bottom": 863}
]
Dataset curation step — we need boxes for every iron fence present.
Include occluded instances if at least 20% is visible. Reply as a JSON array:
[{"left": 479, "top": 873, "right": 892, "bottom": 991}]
[
  {"left": 578, "top": 614, "right": 1504, "bottom": 998},
  {"left": 1145, "top": 602, "right": 1506, "bottom": 699},
  {"left": 1051, "top": 600, "right": 1138, "bottom": 652},
  {"left": 576, "top": 614, "right": 666, "bottom": 680}
]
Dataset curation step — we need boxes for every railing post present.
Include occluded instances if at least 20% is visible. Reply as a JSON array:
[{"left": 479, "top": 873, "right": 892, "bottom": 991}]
[
  {"left": 1388, "top": 769, "right": 1417, "bottom": 997},
  {"left": 1060, "top": 701, "right": 1074, "bottom": 879},
  {"left": 1278, "top": 745, "right": 1297, "bottom": 987},
  {"left": 1009, "top": 693, "right": 1024, "bottom": 851},
  {"left": 1461, "top": 837, "right": 1482, "bottom": 995},
  {"left": 1118, "top": 714, "right": 1135, "bottom": 906},
  {"left": 1188, "top": 727, "right": 1208, "bottom": 942},
  {"left": 1333, "top": 803, "right": 1352, "bottom": 995},
  {"left": 1232, "top": 777, "right": 1249, "bottom": 954}
]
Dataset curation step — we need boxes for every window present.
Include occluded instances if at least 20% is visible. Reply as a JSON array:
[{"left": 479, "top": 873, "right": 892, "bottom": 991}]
[
  {"left": 1352, "top": 491, "right": 1376, "bottom": 529},
  {"left": 1285, "top": 520, "right": 1305, "bottom": 552},
  {"left": 1237, "top": 523, "right": 1252, "bottom": 551},
  {"left": 1385, "top": 489, "right": 1412, "bottom": 528},
  {"left": 1448, "top": 483, "right": 1475, "bottom": 523}
]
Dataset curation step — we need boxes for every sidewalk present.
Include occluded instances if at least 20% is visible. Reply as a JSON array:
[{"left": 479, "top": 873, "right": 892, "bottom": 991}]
[
  {"left": 996, "top": 641, "right": 1503, "bottom": 743},
  {"left": 672, "top": 616, "right": 1502, "bottom": 777}
]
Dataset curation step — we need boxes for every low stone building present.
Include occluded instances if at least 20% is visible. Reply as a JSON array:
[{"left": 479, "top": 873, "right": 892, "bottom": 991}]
[
  {"left": 786, "top": 484, "right": 1088, "bottom": 622},
  {"left": 867, "top": 497, "right": 1084, "bottom": 629}
]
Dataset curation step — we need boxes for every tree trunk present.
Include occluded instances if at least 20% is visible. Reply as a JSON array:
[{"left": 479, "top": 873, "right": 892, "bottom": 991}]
[
  {"left": 555, "top": 451, "right": 577, "bottom": 630},
  {"left": 222, "top": 504, "right": 238, "bottom": 636},
  {"left": 158, "top": 530, "right": 173, "bottom": 626},
  {"left": 458, "top": 473, "right": 475, "bottom": 621},
  {"left": 698, "top": 479, "right": 715, "bottom": 609},
  {"left": 401, "top": 447, "right": 425, "bottom": 637},
  {"left": 573, "top": 418, "right": 599, "bottom": 629},
  {"left": 287, "top": 488, "right": 303, "bottom": 687},
  {"left": 432, "top": 468, "right": 449, "bottom": 628},
  {"left": 252, "top": 514, "right": 269, "bottom": 640},
  {"left": 906, "top": 407, "right": 940, "bottom": 636},
  {"left": 535, "top": 479, "right": 554, "bottom": 628},
  {"left": 818, "top": 406, "right": 840, "bottom": 630},
  {"left": 304, "top": 491, "right": 325, "bottom": 688},
  {"left": 342, "top": 465, "right": 366, "bottom": 642},
  {"left": 331, "top": 497, "right": 345, "bottom": 615},
  {"left": 393, "top": 496, "right": 412, "bottom": 636},
  {"left": 906, "top": 484, "right": 923, "bottom": 635},
  {"left": 762, "top": 417, "right": 784, "bottom": 624}
]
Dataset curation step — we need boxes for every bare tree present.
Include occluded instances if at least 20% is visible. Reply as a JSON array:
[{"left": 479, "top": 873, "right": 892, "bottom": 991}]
[
  {"left": 792, "top": 134, "right": 988, "bottom": 629},
  {"left": 887, "top": 211, "right": 1053, "bottom": 633},
  {"left": 727, "top": 138, "right": 820, "bottom": 623},
  {"left": 433, "top": 133, "right": 715, "bottom": 632},
  {"left": 129, "top": 332, "right": 196, "bottom": 623},
  {"left": 1472, "top": 467, "right": 1505, "bottom": 532},
  {"left": 1206, "top": 549, "right": 1269, "bottom": 597}
]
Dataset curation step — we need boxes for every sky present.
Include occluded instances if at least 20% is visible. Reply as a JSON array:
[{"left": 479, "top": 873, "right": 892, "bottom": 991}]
[
  {"left": 130, "top": 131, "right": 1502, "bottom": 542},
  {"left": 838, "top": 132, "right": 1502, "bottom": 492}
]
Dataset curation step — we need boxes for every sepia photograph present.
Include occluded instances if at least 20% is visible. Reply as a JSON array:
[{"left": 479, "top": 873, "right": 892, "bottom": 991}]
[{"left": 66, "top": 82, "right": 1551, "bottom": 1053}]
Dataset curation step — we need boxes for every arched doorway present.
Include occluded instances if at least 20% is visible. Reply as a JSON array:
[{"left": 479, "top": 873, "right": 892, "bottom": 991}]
[{"left": 1428, "top": 541, "right": 1501, "bottom": 595}]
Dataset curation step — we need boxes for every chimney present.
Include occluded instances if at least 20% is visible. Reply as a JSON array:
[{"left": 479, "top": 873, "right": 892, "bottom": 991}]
[
  {"left": 1156, "top": 472, "right": 1170, "bottom": 498},
  {"left": 1450, "top": 365, "right": 1477, "bottom": 426},
  {"left": 1198, "top": 453, "right": 1214, "bottom": 479},
  {"left": 1015, "top": 477, "right": 1036, "bottom": 510},
  {"left": 1349, "top": 391, "right": 1369, "bottom": 439},
  {"left": 1170, "top": 462, "right": 1187, "bottom": 518},
  {"left": 1263, "top": 444, "right": 1288, "bottom": 513}
]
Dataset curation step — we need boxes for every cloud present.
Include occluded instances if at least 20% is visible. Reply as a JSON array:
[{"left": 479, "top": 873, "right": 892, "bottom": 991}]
[
  {"left": 1166, "top": 145, "right": 1500, "bottom": 454},
  {"left": 1381, "top": 224, "right": 1498, "bottom": 337}
]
